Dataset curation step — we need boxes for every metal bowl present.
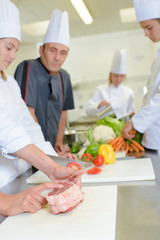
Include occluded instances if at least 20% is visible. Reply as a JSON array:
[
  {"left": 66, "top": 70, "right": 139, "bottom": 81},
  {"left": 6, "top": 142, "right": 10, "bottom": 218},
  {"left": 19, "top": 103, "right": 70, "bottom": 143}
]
[{"left": 64, "top": 129, "right": 87, "bottom": 145}]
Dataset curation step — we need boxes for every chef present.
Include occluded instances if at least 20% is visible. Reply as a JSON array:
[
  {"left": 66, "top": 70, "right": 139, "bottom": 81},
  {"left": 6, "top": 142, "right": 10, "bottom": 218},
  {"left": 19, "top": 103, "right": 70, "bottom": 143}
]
[
  {"left": 14, "top": 9, "right": 74, "bottom": 155},
  {"left": 86, "top": 49, "right": 135, "bottom": 119},
  {"left": 0, "top": 0, "right": 83, "bottom": 216},
  {"left": 122, "top": 0, "right": 160, "bottom": 154}
]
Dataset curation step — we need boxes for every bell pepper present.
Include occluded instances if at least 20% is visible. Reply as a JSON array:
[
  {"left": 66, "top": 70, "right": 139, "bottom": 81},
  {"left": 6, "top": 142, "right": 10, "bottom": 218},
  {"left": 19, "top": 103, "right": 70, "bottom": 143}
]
[
  {"left": 98, "top": 144, "right": 115, "bottom": 164},
  {"left": 71, "top": 141, "right": 80, "bottom": 153}
]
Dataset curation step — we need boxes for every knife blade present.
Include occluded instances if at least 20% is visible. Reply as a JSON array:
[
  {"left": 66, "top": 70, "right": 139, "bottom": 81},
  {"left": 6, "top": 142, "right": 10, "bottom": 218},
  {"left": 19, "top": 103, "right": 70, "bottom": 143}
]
[{"left": 47, "top": 154, "right": 92, "bottom": 169}]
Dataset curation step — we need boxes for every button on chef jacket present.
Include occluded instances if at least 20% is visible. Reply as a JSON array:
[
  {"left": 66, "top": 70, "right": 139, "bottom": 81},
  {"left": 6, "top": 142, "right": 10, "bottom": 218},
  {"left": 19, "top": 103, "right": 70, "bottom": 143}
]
[
  {"left": 86, "top": 83, "right": 135, "bottom": 119},
  {"left": 0, "top": 73, "right": 57, "bottom": 188},
  {"left": 14, "top": 58, "right": 74, "bottom": 147},
  {"left": 132, "top": 49, "right": 160, "bottom": 150}
]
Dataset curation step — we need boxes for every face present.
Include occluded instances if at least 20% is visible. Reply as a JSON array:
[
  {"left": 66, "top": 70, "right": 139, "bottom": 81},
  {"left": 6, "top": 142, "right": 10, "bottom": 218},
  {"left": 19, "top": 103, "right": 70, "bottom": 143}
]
[
  {"left": 110, "top": 73, "right": 125, "bottom": 88},
  {"left": 0, "top": 38, "right": 20, "bottom": 70},
  {"left": 39, "top": 42, "right": 69, "bottom": 75},
  {"left": 140, "top": 19, "right": 160, "bottom": 42}
]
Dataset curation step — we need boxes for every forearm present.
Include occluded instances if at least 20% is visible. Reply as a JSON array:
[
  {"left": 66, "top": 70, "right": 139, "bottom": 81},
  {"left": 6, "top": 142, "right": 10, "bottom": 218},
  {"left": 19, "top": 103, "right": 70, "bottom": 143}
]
[
  {"left": 27, "top": 106, "right": 39, "bottom": 124},
  {"left": 55, "top": 111, "right": 67, "bottom": 145},
  {"left": 0, "top": 192, "right": 8, "bottom": 216},
  {"left": 14, "top": 144, "right": 58, "bottom": 181},
  {"left": 132, "top": 95, "right": 160, "bottom": 133}
]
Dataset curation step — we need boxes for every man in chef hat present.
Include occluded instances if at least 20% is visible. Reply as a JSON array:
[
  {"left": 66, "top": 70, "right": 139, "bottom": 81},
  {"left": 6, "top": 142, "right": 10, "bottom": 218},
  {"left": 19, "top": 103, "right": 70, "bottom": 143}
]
[
  {"left": 0, "top": 0, "right": 83, "bottom": 216},
  {"left": 15, "top": 9, "right": 74, "bottom": 155},
  {"left": 122, "top": 0, "right": 160, "bottom": 154},
  {"left": 86, "top": 49, "right": 135, "bottom": 119}
]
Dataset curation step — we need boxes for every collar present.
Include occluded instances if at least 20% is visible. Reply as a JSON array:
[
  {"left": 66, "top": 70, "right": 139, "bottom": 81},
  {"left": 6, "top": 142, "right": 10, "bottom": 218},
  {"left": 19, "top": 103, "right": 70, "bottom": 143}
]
[
  {"left": 110, "top": 83, "right": 123, "bottom": 89},
  {"left": 37, "top": 58, "right": 60, "bottom": 77},
  {"left": 37, "top": 58, "right": 50, "bottom": 74}
]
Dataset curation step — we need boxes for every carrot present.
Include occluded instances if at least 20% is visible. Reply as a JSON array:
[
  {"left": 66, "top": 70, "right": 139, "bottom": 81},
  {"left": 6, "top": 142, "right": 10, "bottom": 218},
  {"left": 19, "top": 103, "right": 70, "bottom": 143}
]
[
  {"left": 106, "top": 139, "right": 114, "bottom": 144},
  {"left": 130, "top": 143, "right": 139, "bottom": 153},
  {"left": 131, "top": 140, "right": 145, "bottom": 152},
  {"left": 114, "top": 140, "right": 125, "bottom": 152},
  {"left": 129, "top": 146, "right": 133, "bottom": 152},
  {"left": 120, "top": 142, "right": 126, "bottom": 152},
  {"left": 129, "top": 129, "right": 136, "bottom": 135},
  {"left": 110, "top": 137, "right": 122, "bottom": 147},
  {"left": 125, "top": 143, "right": 130, "bottom": 154}
]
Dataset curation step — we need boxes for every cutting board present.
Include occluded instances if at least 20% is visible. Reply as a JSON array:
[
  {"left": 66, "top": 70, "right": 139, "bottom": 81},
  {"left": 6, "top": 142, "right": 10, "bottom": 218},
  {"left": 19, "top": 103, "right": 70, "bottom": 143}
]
[
  {"left": 27, "top": 158, "right": 155, "bottom": 184},
  {"left": 0, "top": 185, "right": 117, "bottom": 240}
]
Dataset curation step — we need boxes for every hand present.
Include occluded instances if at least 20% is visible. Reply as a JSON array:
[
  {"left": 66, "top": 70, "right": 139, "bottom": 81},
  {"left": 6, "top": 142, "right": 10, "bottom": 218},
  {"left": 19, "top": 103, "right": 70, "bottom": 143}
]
[
  {"left": 129, "top": 111, "right": 135, "bottom": 117},
  {"left": 98, "top": 100, "right": 110, "bottom": 109},
  {"left": 1, "top": 182, "right": 62, "bottom": 217},
  {"left": 58, "top": 152, "right": 78, "bottom": 160},
  {"left": 122, "top": 121, "right": 135, "bottom": 139},
  {"left": 51, "top": 165, "right": 84, "bottom": 184},
  {"left": 55, "top": 143, "right": 70, "bottom": 154}
]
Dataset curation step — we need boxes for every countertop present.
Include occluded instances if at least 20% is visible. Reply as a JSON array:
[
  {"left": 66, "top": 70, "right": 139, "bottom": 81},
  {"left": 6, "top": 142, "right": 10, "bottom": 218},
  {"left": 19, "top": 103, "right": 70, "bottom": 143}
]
[{"left": 1, "top": 150, "right": 160, "bottom": 240}]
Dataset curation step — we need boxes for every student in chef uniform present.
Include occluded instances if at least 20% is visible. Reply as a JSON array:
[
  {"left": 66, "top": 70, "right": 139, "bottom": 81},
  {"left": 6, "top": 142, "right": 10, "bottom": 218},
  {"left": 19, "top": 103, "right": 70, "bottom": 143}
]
[
  {"left": 0, "top": 0, "right": 83, "bottom": 217},
  {"left": 86, "top": 49, "right": 135, "bottom": 119},
  {"left": 14, "top": 9, "right": 74, "bottom": 155},
  {"left": 122, "top": 0, "right": 160, "bottom": 153}
]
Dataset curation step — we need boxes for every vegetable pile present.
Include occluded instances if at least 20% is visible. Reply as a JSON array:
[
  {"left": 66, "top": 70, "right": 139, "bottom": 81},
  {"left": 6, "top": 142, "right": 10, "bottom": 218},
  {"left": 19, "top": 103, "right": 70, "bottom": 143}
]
[
  {"left": 97, "top": 116, "right": 125, "bottom": 137},
  {"left": 107, "top": 136, "right": 144, "bottom": 154},
  {"left": 80, "top": 144, "right": 115, "bottom": 175}
]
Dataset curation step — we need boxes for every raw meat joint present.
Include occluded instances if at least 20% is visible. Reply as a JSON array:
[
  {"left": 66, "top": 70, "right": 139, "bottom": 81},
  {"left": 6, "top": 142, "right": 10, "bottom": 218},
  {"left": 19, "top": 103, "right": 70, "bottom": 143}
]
[{"left": 46, "top": 182, "right": 84, "bottom": 214}]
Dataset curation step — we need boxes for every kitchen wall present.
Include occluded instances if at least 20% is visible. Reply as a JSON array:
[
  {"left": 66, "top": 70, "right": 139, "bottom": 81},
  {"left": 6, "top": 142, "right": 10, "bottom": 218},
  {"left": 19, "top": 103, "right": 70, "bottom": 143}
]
[{"left": 6, "top": 28, "right": 160, "bottom": 123}]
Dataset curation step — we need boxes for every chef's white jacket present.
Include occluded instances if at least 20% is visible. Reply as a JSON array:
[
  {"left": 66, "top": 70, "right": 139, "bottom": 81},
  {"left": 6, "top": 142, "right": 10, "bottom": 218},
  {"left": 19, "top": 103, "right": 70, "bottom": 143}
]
[
  {"left": 0, "top": 74, "right": 57, "bottom": 188},
  {"left": 132, "top": 49, "right": 160, "bottom": 150},
  {"left": 86, "top": 83, "right": 135, "bottom": 119}
]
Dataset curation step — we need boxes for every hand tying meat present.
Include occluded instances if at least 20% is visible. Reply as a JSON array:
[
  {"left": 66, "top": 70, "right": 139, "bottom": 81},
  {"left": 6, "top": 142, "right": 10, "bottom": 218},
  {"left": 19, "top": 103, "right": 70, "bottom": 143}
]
[{"left": 46, "top": 162, "right": 84, "bottom": 214}]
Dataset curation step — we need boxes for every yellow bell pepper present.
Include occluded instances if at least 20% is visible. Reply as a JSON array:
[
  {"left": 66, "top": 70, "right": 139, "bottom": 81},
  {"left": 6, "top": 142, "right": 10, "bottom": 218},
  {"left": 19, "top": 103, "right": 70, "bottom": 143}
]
[{"left": 98, "top": 144, "right": 116, "bottom": 164}]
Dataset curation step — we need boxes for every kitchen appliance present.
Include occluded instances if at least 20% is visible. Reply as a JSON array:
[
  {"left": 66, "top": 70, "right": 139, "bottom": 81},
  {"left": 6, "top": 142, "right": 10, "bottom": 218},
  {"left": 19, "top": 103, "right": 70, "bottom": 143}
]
[{"left": 64, "top": 129, "right": 87, "bottom": 145}]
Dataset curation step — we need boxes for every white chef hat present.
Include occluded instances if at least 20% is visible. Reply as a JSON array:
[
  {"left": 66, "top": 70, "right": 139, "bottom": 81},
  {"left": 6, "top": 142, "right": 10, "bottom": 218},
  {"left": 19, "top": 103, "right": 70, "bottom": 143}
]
[
  {"left": 0, "top": 0, "right": 21, "bottom": 42},
  {"left": 43, "top": 9, "right": 70, "bottom": 48},
  {"left": 110, "top": 49, "right": 127, "bottom": 75},
  {"left": 133, "top": 0, "right": 160, "bottom": 22}
]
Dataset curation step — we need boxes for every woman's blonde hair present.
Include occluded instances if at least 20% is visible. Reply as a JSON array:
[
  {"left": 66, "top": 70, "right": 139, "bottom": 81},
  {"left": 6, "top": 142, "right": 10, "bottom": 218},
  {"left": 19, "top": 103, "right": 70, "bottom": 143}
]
[
  {"left": 108, "top": 73, "right": 112, "bottom": 85},
  {"left": 108, "top": 72, "right": 126, "bottom": 85},
  {"left": 1, "top": 71, "right": 7, "bottom": 81}
]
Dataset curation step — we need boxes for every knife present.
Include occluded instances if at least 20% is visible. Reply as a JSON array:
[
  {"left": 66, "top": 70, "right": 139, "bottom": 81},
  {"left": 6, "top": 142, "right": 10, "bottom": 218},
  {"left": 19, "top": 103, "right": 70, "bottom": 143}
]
[{"left": 48, "top": 154, "right": 92, "bottom": 169}]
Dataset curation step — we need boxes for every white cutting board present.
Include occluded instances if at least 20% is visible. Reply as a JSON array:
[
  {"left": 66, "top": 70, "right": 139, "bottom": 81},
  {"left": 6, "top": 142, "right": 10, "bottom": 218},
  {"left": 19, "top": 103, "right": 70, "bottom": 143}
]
[
  {"left": 27, "top": 158, "right": 155, "bottom": 184},
  {"left": 0, "top": 185, "right": 117, "bottom": 240}
]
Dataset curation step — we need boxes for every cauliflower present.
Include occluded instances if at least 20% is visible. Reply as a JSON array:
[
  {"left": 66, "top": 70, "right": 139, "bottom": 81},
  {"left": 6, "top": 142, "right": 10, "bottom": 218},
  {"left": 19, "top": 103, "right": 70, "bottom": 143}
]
[{"left": 92, "top": 125, "right": 116, "bottom": 143}]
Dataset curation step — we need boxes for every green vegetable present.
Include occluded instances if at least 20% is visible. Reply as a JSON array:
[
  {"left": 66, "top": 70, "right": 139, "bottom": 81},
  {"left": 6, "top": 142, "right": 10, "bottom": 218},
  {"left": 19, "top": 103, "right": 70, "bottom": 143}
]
[
  {"left": 96, "top": 116, "right": 125, "bottom": 137},
  {"left": 84, "top": 143, "right": 100, "bottom": 157},
  {"left": 71, "top": 141, "right": 80, "bottom": 153},
  {"left": 86, "top": 127, "right": 94, "bottom": 144},
  {"left": 132, "top": 131, "right": 143, "bottom": 144}
]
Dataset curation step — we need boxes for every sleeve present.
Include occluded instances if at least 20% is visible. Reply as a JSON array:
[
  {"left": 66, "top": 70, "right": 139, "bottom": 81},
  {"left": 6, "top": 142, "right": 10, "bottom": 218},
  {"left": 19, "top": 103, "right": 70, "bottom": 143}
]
[
  {"left": 62, "top": 71, "right": 75, "bottom": 110},
  {"left": 0, "top": 95, "right": 32, "bottom": 156},
  {"left": 132, "top": 92, "right": 160, "bottom": 133},
  {"left": 14, "top": 61, "right": 37, "bottom": 109},
  {"left": 86, "top": 89, "right": 103, "bottom": 116},
  {"left": 127, "top": 91, "right": 135, "bottom": 114}
]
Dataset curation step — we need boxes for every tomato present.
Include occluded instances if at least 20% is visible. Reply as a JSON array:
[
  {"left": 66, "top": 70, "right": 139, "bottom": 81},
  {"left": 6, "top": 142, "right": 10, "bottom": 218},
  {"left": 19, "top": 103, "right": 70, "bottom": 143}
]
[
  {"left": 87, "top": 167, "right": 102, "bottom": 175},
  {"left": 66, "top": 162, "right": 82, "bottom": 170},
  {"left": 81, "top": 153, "right": 94, "bottom": 162},
  {"left": 93, "top": 154, "right": 104, "bottom": 167}
]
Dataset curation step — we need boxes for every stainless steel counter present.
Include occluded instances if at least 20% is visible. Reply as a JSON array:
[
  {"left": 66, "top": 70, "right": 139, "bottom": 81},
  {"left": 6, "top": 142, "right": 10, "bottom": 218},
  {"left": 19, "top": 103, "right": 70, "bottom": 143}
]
[{"left": 1, "top": 150, "right": 160, "bottom": 239}]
